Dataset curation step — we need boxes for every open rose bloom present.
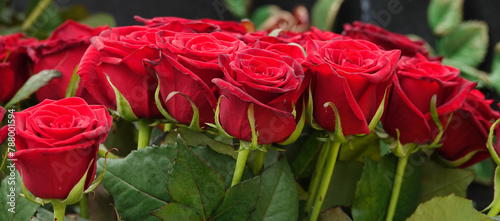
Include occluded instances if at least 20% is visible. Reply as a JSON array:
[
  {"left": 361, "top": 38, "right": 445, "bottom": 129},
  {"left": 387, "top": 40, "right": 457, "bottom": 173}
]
[{"left": 2, "top": 11, "right": 500, "bottom": 221}]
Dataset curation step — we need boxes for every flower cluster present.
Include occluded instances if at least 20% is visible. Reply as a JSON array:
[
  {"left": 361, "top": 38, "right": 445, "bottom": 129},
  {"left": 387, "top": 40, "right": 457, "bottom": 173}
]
[{"left": 1, "top": 16, "right": 500, "bottom": 220}]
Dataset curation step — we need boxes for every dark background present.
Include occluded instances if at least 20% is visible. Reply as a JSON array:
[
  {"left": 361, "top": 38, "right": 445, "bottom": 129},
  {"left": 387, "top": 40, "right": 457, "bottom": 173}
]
[{"left": 14, "top": 0, "right": 499, "bottom": 209}]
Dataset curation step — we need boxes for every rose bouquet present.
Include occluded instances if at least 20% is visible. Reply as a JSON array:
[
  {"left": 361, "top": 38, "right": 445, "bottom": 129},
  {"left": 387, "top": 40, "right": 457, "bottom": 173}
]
[{"left": 1, "top": 1, "right": 500, "bottom": 221}]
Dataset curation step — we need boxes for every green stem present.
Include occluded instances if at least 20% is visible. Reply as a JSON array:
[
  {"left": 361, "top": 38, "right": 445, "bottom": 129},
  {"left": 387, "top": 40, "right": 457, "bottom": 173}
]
[
  {"left": 304, "top": 142, "right": 330, "bottom": 217},
  {"left": 22, "top": 0, "right": 52, "bottom": 31},
  {"left": 231, "top": 144, "right": 250, "bottom": 186},
  {"left": 79, "top": 194, "right": 89, "bottom": 219},
  {"left": 385, "top": 153, "right": 411, "bottom": 221},
  {"left": 52, "top": 200, "right": 66, "bottom": 221},
  {"left": 252, "top": 151, "right": 265, "bottom": 175},
  {"left": 137, "top": 119, "right": 153, "bottom": 149},
  {"left": 309, "top": 141, "right": 341, "bottom": 221},
  {"left": 163, "top": 123, "right": 175, "bottom": 132}
]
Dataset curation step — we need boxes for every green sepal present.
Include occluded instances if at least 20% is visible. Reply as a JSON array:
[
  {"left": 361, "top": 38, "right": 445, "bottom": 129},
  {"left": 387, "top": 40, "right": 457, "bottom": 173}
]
[
  {"left": 20, "top": 180, "right": 50, "bottom": 205},
  {"left": 324, "top": 102, "right": 346, "bottom": 143},
  {"left": 268, "top": 29, "right": 283, "bottom": 37},
  {"left": 487, "top": 118, "right": 500, "bottom": 166},
  {"left": 247, "top": 103, "right": 260, "bottom": 150},
  {"left": 422, "top": 94, "right": 453, "bottom": 149},
  {"left": 84, "top": 148, "right": 114, "bottom": 194},
  {"left": 434, "top": 149, "right": 485, "bottom": 168},
  {"left": 306, "top": 81, "right": 324, "bottom": 130},
  {"left": 288, "top": 43, "right": 307, "bottom": 58},
  {"left": 64, "top": 65, "right": 81, "bottom": 98},
  {"left": 390, "top": 129, "right": 419, "bottom": 158},
  {"left": 154, "top": 76, "right": 178, "bottom": 123},
  {"left": 105, "top": 75, "right": 139, "bottom": 122},
  {"left": 214, "top": 95, "right": 235, "bottom": 138},
  {"left": 368, "top": 86, "right": 389, "bottom": 132},
  {"left": 279, "top": 100, "right": 306, "bottom": 145},
  {"left": 60, "top": 159, "right": 94, "bottom": 205},
  {"left": 165, "top": 91, "right": 202, "bottom": 132}
]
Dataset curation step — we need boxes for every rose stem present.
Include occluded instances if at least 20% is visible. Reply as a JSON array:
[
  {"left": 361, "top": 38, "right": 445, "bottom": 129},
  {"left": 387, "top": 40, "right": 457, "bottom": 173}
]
[
  {"left": 251, "top": 150, "right": 266, "bottom": 175},
  {"left": 309, "top": 140, "right": 341, "bottom": 221},
  {"left": 231, "top": 143, "right": 250, "bottom": 186},
  {"left": 137, "top": 119, "right": 153, "bottom": 149},
  {"left": 52, "top": 200, "right": 67, "bottom": 221},
  {"left": 79, "top": 194, "right": 89, "bottom": 219},
  {"left": 304, "top": 141, "right": 330, "bottom": 216},
  {"left": 385, "top": 152, "right": 411, "bottom": 221},
  {"left": 487, "top": 166, "right": 500, "bottom": 216}
]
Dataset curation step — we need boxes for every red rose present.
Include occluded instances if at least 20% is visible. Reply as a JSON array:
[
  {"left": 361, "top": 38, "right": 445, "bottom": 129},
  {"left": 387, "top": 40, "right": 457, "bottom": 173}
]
[
  {"left": 213, "top": 46, "right": 305, "bottom": 144},
  {"left": 303, "top": 26, "right": 343, "bottom": 41},
  {"left": 343, "top": 21, "right": 432, "bottom": 59},
  {"left": 437, "top": 90, "right": 500, "bottom": 167},
  {"left": 152, "top": 31, "right": 247, "bottom": 126},
  {"left": 29, "top": 20, "right": 107, "bottom": 103},
  {"left": 0, "top": 33, "right": 37, "bottom": 103},
  {"left": 134, "top": 16, "right": 247, "bottom": 35},
  {"left": 77, "top": 26, "right": 162, "bottom": 119},
  {"left": 381, "top": 54, "right": 476, "bottom": 145},
  {"left": 10, "top": 97, "right": 112, "bottom": 199},
  {"left": 305, "top": 39, "right": 400, "bottom": 135}
]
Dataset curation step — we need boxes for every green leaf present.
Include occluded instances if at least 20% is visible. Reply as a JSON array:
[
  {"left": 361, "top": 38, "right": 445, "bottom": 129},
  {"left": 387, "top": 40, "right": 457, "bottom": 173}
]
[
  {"left": 339, "top": 133, "right": 380, "bottom": 162},
  {"left": 97, "top": 145, "right": 176, "bottom": 221},
  {"left": 427, "top": 0, "right": 463, "bottom": 36},
  {"left": 438, "top": 21, "right": 489, "bottom": 68},
  {"left": 152, "top": 203, "right": 200, "bottom": 220},
  {"left": 469, "top": 159, "right": 495, "bottom": 185},
  {"left": 4, "top": 70, "right": 61, "bottom": 108},
  {"left": 318, "top": 207, "right": 352, "bottom": 221},
  {"left": 167, "top": 136, "right": 225, "bottom": 219},
  {"left": 290, "top": 130, "right": 323, "bottom": 180},
  {"left": 249, "top": 159, "right": 299, "bottom": 221},
  {"left": 407, "top": 194, "right": 491, "bottom": 221},
  {"left": 176, "top": 127, "right": 238, "bottom": 160},
  {"left": 441, "top": 58, "right": 489, "bottom": 87},
  {"left": 419, "top": 160, "right": 475, "bottom": 203},
  {"left": 79, "top": 12, "right": 116, "bottom": 28},
  {"left": 0, "top": 170, "right": 40, "bottom": 220},
  {"left": 352, "top": 154, "right": 396, "bottom": 221},
  {"left": 222, "top": 0, "right": 252, "bottom": 18},
  {"left": 321, "top": 160, "right": 364, "bottom": 209},
  {"left": 211, "top": 177, "right": 260, "bottom": 220},
  {"left": 311, "top": 0, "right": 344, "bottom": 31}
]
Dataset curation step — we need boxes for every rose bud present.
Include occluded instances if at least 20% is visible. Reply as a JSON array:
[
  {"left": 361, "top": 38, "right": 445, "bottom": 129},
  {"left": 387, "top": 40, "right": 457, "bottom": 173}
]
[
  {"left": 381, "top": 54, "right": 476, "bottom": 146},
  {"left": 0, "top": 33, "right": 37, "bottom": 104},
  {"left": 304, "top": 38, "right": 401, "bottom": 136},
  {"left": 343, "top": 21, "right": 433, "bottom": 59},
  {"left": 77, "top": 26, "right": 162, "bottom": 120},
  {"left": 10, "top": 97, "right": 112, "bottom": 200},
  {"left": 150, "top": 31, "right": 247, "bottom": 128},
  {"left": 213, "top": 45, "right": 306, "bottom": 144},
  {"left": 437, "top": 89, "right": 500, "bottom": 167},
  {"left": 28, "top": 20, "right": 108, "bottom": 103}
]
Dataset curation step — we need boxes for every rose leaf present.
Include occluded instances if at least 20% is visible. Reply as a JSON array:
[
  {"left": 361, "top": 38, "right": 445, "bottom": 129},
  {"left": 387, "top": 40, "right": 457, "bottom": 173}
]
[
  {"left": 0, "top": 171, "right": 40, "bottom": 220},
  {"left": 96, "top": 144, "right": 176, "bottom": 221},
  {"left": 249, "top": 158, "right": 299, "bottom": 221},
  {"left": 407, "top": 194, "right": 489, "bottom": 221},
  {"left": 427, "top": 0, "right": 463, "bottom": 36}
]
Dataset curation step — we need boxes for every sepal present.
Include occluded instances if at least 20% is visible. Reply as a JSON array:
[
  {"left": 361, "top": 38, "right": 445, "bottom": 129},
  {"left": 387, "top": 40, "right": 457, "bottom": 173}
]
[
  {"left": 434, "top": 149, "right": 485, "bottom": 167},
  {"left": 306, "top": 81, "right": 324, "bottom": 130},
  {"left": 153, "top": 75, "right": 178, "bottom": 123},
  {"left": 106, "top": 75, "right": 139, "bottom": 122},
  {"left": 165, "top": 91, "right": 202, "bottom": 132},
  {"left": 422, "top": 94, "right": 453, "bottom": 149},
  {"left": 324, "top": 102, "right": 346, "bottom": 143},
  {"left": 390, "top": 129, "right": 419, "bottom": 158},
  {"left": 213, "top": 95, "right": 235, "bottom": 138},
  {"left": 279, "top": 100, "right": 306, "bottom": 145}
]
